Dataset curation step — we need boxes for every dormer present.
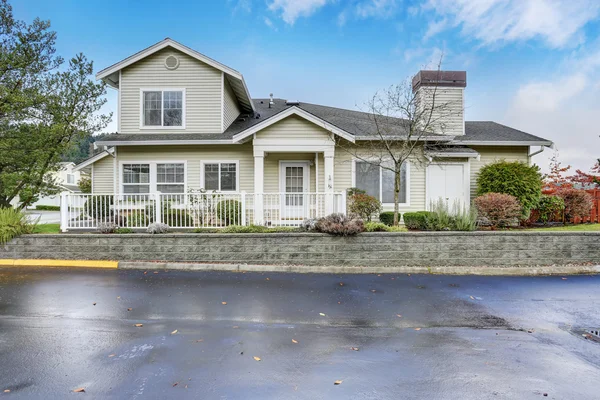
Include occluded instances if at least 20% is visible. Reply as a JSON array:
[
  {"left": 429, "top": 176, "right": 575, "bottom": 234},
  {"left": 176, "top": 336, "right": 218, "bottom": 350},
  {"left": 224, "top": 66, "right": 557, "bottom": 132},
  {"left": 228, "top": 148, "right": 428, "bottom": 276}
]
[{"left": 96, "top": 38, "right": 254, "bottom": 135}]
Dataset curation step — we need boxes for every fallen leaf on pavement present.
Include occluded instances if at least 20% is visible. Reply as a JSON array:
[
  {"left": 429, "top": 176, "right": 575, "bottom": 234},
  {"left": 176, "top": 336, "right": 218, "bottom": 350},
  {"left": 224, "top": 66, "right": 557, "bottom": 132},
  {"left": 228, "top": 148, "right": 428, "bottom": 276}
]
[
  {"left": 134, "top": 323, "right": 143, "bottom": 327},
  {"left": 334, "top": 380, "right": 343, "bottom": 385},
  {"left": 153, "top": 271, "right": 159, "bottom": 274},
  {"left": 396, "top": 314, "right": 402, "bottom": 318},
  {"left": 292, "top": 339, "right": 298, "bottom": 344},
  {"left": 143, "top": 271, "right": 147, "bottom": 275},
  {"left": 266, "top": 278, "right": 270, "bottom": 280},
  {"left": 222, "top": 302, "right": 227, "bottom": 305},
  {"left": 469, "top": 296, "right": 475, "bottom": 300},
  {"left": 414, "top": 328, "right": 421, "bottom": 331},
  {"left": 370, "top": 289, "right": 376, "bottom": 293},
  {"left": 127, "top": 308, "right": 132, "bottom": 311},
  {"left": 253, "top": 356, "right": 261, "bottom": 361},
  {"left": 195, "top": 339, "right": 204, "bottom": 343},
  {"left": 117, "top": 296, "right": 121, "bottom": 299},
  {"left": 172, "top": 382, "right": 179, "bottom": 387},
  {"left": 73, "top": 388, "right": 85, "bottom": 393},
  {"left": 232, "top": 326, "right": 239, "bottom": 329},
  {"left": 562, "top": 277, "right": 568, "bottom": 280},
  {"left": 171, "top": 330, "right": 178, "bottom": 335},
  {"left": 108, "top": 354, "right": 116, "bottom": 358},
  {"left": 319, "top": 313, "right": 326, "bottom": 316},
  {"left": 339, "top": 282, "right": 344, "bottom": 286},
  {"left": 351, "top": 347, "right": 359, "bottom": 351},
  {"left": 4, "top": 390, "right": 10, "bottom": 393},
  {"left": 93, "top": 302, "right": 96, "bottom": 306}
]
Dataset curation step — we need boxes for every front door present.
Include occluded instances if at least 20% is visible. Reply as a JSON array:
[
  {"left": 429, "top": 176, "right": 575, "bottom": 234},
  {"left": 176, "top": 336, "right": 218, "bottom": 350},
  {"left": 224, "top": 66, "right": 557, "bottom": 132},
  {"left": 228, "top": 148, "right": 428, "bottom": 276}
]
[
  {"left": 427, "top": 163, "right": 468, "bottom": 210},
  {"left": 280, "top": 162, "right": 309, "bottom": 221}
]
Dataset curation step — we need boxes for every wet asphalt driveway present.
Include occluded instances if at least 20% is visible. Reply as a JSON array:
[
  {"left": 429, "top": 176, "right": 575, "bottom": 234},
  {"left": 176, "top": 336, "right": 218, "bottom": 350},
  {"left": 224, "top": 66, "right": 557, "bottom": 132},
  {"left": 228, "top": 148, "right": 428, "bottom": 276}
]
[{"left": 1, "top": 268, "right": 600, "bottom": 399}]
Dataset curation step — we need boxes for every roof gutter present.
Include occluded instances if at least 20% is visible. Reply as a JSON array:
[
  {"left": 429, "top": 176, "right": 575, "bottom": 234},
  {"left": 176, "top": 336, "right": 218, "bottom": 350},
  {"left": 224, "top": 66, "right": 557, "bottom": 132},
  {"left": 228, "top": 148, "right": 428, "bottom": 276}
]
[
  {"left": 97, "top": 139, "right": 234, "bottom": 146},
  {"left": 456, "top": 140, "right": 554, "bottom": 146}
]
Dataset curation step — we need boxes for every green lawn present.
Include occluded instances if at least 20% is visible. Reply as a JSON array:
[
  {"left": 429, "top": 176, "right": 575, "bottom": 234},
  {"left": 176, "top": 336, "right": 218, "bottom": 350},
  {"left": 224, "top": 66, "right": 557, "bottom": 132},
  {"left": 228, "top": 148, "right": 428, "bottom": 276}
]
[
  {"left": 526, "top": 223, "right": 600, "bottom": 232},
  {"left": 33, "top": 223, "right": 60, "bottom": 234}
]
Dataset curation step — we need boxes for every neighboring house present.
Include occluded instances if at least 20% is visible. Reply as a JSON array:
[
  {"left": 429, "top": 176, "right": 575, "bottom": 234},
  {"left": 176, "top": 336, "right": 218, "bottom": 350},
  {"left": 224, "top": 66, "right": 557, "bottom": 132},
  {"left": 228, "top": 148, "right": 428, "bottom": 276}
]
[
  {"left": 73, "top": 38, "right": 552, "bottom": 226},
  {"left": 29, "top": 162, "right": 84, "bottom": 208}
]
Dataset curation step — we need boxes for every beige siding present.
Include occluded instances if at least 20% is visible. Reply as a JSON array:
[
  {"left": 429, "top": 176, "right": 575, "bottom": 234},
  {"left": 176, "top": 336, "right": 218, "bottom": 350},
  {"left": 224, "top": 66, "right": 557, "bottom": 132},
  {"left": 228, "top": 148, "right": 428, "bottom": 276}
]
[
  {"left": 469, "top": 146, "right": 530, "bottom": 198},
  {"left": 116, "top": 145, "right": 254, "bottom": 192},
  {"left": 255, "top": 115, "right": 331, "bottom": 143},
  {"left": 417, "top": 86, "right": 464, "bottom": 136},
  {"left": 334, "top": 143, "right": 427, "bottom": 213},
  {"left": 264, "top": 153, "right": 318, "bottom": 193},
  {"left": 223, "top": 77, "right": 240, "bottom": 130},
  {"left": 92, "top": 154, "right": 115, "bottom": 193},
  {"left": 120, "top": 47, "right": 222, "bottom": 134}
]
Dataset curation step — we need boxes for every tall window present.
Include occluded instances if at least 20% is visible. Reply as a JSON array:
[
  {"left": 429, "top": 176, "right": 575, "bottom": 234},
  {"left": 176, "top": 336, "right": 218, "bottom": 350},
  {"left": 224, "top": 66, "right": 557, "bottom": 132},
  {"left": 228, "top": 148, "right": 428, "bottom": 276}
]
[
  {"left": 156, "top": 163, "right": 185, "bottom": 193},
  {"left": 142, "top": 90, "right": 184, "bottom": 127},
  {"left": 122, "top": 164, "right": 150, "bottom": 193},
  {"left": 66, "top": 174, "right": 75, "bottom": 184},
  {"left": 355, "top": 161, "right": 408, "bottom": 204},
  {"left": 203, "top": 162, "right": 237, "bottom": 191}
]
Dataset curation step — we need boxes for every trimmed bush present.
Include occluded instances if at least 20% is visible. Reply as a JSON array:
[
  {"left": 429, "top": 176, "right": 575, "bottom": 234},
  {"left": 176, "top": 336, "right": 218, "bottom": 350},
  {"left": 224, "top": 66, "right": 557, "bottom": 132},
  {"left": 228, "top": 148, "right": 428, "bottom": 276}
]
[
  {"left": 474, "top": 193, "right": 522, "bottom": 228},
  {"left": 477, "top": 160, "right": 542, "bottom": 216},
  {"left": 556, "top": 188, "right": 594, "bottom": 220},
  {"left": 216, "top": 199, "right": 242, "bottom": 225},
  {"left": 84, "top": 195, "right": 114, "bottom": 221},
  {"left": 127, "top": 210, "right": 149, "bottom": 227},
  {"left": 147, "top": 223, "right": 169, "bottom": 234},
  {"left": 315, "top": 213, "right": 364, "bottom": 236},
  {"left": 379, "top": 212, "right": 395, "bottom": 226},
  {"left": 35, "top": 205, "right": 60, "bottom": 211},
  {"left": 402, "top": 212, "right": 431, "bottom": 230},
  {"left": 536, "top": 194, "right": 565, "bottom": 224},
  {"left": 0, "top": 208, "right": 37, "bottom": 244},
  {"left": 364, "top": 221, "right": 390, "bottom": 232},
  {"left": 116, "top": 227, "right": 134, "bottom": 234},
  {"left": 348, "top": 193, "right": 381, "bottom": 221},
  {"left": 97, "top": 222, "right": 118, "bottom": 234}
]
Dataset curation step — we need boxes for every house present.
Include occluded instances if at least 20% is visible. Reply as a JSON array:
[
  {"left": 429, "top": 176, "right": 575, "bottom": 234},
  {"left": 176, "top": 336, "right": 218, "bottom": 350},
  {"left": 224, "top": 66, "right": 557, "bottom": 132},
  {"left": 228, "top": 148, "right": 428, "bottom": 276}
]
[
  {"left": 72, "top": 38, "right": 552, "bottom": 228},
  {"left": 25, "top": 162, "right": 85, "bottom": 209}
]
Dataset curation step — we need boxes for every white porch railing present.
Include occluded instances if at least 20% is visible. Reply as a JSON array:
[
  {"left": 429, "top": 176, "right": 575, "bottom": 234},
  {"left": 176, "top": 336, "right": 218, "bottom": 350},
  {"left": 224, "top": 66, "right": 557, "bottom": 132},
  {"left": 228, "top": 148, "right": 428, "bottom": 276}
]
[{"left": 60, "top": 192, "right": 346, "bottom": 232}]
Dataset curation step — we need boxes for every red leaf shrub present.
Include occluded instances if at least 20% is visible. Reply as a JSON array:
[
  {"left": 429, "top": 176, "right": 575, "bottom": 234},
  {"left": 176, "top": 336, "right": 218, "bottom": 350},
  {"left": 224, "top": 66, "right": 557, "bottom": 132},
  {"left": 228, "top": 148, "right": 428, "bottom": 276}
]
[
  {"left": 315, "top": 213, "right": 364, "bottom": 236},
  {"left": 348, "top": 193, "right": 381, "bottom": 221},
  {"left": 474, "top": 193, "right": 522, "bottom": 228},
  {"left": 556, "top": 188, "right": 593, "bottom": 220}
]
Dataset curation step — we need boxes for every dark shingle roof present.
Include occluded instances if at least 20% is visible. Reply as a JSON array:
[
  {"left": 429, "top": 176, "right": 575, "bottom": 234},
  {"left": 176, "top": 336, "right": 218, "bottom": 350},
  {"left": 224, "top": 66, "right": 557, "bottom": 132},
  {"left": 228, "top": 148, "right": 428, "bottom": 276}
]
[{"left": 96, "top": 99, "right": 552, "bottom": 145}]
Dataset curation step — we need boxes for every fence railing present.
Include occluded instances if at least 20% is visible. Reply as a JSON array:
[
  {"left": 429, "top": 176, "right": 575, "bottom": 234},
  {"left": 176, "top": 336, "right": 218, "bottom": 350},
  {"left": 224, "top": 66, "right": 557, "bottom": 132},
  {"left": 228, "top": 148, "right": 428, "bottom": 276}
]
[{"left": 60, "top": 192, "right": 346, "bottom": 232}]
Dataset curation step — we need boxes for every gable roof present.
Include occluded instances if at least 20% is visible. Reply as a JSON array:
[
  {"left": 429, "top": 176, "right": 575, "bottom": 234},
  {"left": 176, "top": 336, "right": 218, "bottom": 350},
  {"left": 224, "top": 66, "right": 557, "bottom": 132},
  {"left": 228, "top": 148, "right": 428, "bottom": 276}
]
[
  {"left": 96, "top": 38, "right": 254, "bottom": 113},
  {"left": 95, "top": 98, "right": 553, "bottom": 147}
]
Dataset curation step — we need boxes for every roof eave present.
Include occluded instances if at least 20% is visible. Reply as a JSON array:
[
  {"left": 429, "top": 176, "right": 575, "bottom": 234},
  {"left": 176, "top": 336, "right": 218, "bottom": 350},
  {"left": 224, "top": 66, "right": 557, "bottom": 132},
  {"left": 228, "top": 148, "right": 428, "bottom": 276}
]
[
  {"left": 457, "top": 140, "right": 554, "bottom": 146},
  {"left": 97, "top": 139, "right": 234, "bottom": 146}
]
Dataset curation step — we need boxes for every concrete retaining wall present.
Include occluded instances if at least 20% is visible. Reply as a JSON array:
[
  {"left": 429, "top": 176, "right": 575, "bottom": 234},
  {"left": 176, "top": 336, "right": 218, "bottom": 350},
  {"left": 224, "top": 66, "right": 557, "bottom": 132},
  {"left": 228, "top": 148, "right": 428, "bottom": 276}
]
[{"left": 2, "top": 232, "right": 599, "bottom": 267}]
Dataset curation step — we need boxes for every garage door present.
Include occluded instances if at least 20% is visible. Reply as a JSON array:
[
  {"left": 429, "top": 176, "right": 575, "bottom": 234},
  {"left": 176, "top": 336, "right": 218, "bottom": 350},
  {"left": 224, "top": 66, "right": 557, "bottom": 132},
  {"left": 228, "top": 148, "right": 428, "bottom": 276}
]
[{"left": 427, "top": 164, "right": 468, "bottom": 210}]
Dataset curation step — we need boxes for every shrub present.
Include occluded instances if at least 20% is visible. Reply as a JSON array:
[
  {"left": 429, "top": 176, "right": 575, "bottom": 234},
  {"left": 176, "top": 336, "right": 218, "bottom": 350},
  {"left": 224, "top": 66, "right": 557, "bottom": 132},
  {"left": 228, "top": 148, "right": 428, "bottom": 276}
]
[
  {"left": 556, "top": 188, "right": 593, "bottom": 220},
  {"left": 127, "top": 210, "right": 149, "bottom": 227},
  {"left": 425, "top": 199, "right": 453, "bottom": 231},
  {"left": 301, "top": 218, "right": 318, "bottom": 231},
  {"left": 346, "top": 187, "right": 366, "bottom": 197},
  {"left": 0, "top": 208, "right": 37, "bottom": 244},
  {"left": 216, "top": 199, "right": 242, "bottom": 225},
  {"left": 315, "top": 213, "right": 364, "bottom": 236},
  {"left": 78, "top": 176, "right": 92, "bottom": 193},
  {"left": 402, "top": 212, "right": 431, "bottom": 230},
  {"left": 35, "top": 205, "right": 60, "bottom": 211},
  {"left": 536, "top": 194, "right": 565, "bottom": 224},
  {"left": 452, "top": 203, "right": 478, "bottom": 232},
  {"left": 116, "top": 227, "right": 134, "bottom": 234},
  {"left": 378, "top": 212, "right": 395, "bottom": 226},
  {"left": 97, "top": 222, "right": 118, "bottom": 234},
  {"left": 220, "top": 225, "right": 301, "bottom": 233},
  {"left": 163, "top": 209, "right": 194, "bottom": 227},
  {"left": 147, "top": 223, "right": 169, "bottom": 234},
  {"left": 348, "top": 193, "right": 381, "bottom": 221},
  {"left": 474, "top": 193, "right": 522, "bottom": 228},
  {"left": 364, "top": 221, "right": 389, "bottom": 232},
  {"left": 84, "top": 195, "right": 114, "bottom": 221},
  {"left": 477, "top": 160, "right": 542, "bottom": 217}
]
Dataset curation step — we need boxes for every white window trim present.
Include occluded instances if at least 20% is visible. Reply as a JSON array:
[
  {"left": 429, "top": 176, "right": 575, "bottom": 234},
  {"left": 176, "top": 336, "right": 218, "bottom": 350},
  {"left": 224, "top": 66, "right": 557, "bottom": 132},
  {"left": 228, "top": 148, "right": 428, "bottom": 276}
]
[
  {"left": 279, "top": 161, "right": 311, "bottom": 193},
  {"left": 119, "top": 160, "right": 187, "bottom": 194},
  {"left": 351, "top": 159, "right": 411, "bottom": 207},
  {"left": 200, "top": 160, "right": 240, "bottom": 193},
  {"left": 139, "top": 88, "right": 186, "bottom": 130}
]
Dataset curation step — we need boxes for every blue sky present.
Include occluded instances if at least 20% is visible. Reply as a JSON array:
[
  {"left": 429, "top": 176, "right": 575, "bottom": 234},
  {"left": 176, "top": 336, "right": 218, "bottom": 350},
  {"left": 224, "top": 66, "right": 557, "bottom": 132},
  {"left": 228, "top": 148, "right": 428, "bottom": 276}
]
[{"left": 12, "top": 0, "right": 600, "bottom": 171}]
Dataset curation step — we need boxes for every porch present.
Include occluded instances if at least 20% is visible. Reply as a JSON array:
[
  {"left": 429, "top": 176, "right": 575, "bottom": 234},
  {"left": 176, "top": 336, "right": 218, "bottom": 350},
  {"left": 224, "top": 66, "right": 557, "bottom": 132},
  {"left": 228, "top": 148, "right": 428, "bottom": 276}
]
[{"left": 59, "top": 191, "right": 346, "bottom": 232}]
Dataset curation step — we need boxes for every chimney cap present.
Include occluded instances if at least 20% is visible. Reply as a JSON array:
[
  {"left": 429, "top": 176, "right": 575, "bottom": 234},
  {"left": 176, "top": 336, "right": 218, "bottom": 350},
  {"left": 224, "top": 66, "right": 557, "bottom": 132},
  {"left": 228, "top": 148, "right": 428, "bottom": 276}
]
[{"left": 412, "top": 70, "right": 467, "bottom": 92}]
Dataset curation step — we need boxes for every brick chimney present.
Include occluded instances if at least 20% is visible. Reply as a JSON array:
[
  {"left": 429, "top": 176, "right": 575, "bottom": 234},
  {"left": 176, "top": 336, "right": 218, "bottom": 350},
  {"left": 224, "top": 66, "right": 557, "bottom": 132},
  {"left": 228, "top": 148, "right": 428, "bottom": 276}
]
[{"left": 412, "top": 70, "right": 466, "bottom": 136}]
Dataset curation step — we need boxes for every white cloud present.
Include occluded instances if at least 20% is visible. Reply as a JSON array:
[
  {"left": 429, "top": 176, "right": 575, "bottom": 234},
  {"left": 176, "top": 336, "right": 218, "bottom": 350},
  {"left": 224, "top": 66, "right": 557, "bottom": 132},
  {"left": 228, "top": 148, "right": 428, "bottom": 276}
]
[
  {"left": 355, "top": 0, "right": 400, "bottom": 19},
  {"left": 513, "top": 74, "right": 587, "bottom": 112},
  {"left": 264, "top": 17, "right": 277, "bottom": 30},
  {"left": 268, "top": 0, "right": 330, "bottom": 25},
  {"left": 423, "top": 0, "right": 600, "bottom": 48}
]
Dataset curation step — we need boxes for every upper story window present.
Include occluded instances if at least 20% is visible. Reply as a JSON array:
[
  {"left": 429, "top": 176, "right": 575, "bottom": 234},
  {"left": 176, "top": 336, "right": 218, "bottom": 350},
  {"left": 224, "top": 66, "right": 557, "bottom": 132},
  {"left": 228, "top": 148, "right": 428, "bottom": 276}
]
[
  {"left": 66, "top": 174, "right": 75, "bottom": 184},
  {"left": 141, "top": 89, "right": 185, "bottom": 128}
]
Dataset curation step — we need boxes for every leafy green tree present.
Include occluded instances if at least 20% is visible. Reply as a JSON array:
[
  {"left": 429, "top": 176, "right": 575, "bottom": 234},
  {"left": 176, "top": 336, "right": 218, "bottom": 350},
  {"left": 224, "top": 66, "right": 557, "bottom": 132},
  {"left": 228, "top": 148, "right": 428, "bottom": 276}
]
[
  {"left": 476, "top": 160, "right": 542, "bottom": 217},
  {"left": 0, "top": 0, "right": 110, "bottom": 208},
  {"left": 78, "top": 176, "right": 91, "bottom": 193}
]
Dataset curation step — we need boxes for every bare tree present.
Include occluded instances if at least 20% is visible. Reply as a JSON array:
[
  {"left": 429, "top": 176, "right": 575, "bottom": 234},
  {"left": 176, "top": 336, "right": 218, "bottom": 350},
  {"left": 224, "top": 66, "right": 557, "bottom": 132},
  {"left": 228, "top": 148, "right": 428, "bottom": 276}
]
[{"left": 337, "top": 59, "right": 463, "bottom": 225}]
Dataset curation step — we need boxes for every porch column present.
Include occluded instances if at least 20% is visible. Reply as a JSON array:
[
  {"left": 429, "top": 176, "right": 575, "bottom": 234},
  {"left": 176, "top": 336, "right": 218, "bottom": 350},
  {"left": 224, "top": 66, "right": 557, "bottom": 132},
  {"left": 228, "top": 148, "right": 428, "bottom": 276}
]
[
  {"left": 254, "top": 149, "right": 264, "bottom": 225},
  {"left": 324, "top": 149, "right": 335, "bottom": 214}
]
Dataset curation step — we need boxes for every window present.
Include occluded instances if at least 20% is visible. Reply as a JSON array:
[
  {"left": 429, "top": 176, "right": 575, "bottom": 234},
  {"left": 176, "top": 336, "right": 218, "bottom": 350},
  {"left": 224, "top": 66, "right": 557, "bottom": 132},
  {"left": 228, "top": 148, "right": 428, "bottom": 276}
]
[
  {"left": 157, "top": 163, "right": 185, "bottom": 193},
  {"left": 142, "top": 89, "right": 184, "bottom": 127},
  {"left": 121, "top": 162, "right": 186, "bottom": 194},
  {"left": 203, "top": 162, "right": 238, "bottom": 192},
  {"left": 354, "top": 161, "right": 408, "bottom": 204},
  {"left": 122, "top": 164, "right": 150, "bottom": 194},
  {"left": 67, "top": 174, "right": 75, "bottom": 184}
]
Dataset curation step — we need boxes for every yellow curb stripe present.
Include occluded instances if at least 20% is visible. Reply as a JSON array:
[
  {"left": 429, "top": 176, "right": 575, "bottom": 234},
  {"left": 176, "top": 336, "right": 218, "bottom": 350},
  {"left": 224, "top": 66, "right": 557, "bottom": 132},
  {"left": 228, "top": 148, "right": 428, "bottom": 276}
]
[{"left": 0, "top": 259, "right": 118, "bottom": 269}]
